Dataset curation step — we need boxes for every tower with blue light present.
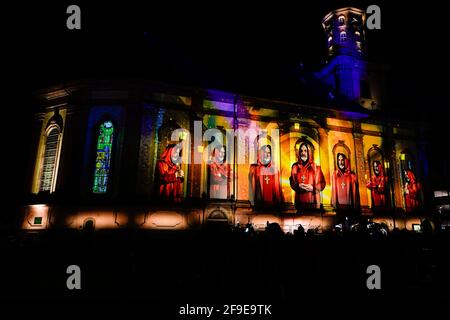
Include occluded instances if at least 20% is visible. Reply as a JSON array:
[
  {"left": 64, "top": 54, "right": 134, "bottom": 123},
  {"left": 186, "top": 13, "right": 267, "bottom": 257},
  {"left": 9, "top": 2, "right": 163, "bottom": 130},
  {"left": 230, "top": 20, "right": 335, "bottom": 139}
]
[{"left": 315, "top": 7, "right": 380, "bottom": 110}]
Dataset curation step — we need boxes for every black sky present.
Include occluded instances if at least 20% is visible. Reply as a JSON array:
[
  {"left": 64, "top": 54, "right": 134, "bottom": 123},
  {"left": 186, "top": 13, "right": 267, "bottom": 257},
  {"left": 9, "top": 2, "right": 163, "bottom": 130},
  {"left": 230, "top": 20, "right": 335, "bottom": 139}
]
[{"left": 10, "top": 1, "right": 448, "bottom": 114}]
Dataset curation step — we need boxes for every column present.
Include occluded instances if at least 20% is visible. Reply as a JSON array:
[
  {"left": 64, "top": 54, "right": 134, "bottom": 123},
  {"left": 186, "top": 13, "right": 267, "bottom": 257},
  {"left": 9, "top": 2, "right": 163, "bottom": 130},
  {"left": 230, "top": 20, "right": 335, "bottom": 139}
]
[
  {"left": 318, "top": 127, "right": 330, "bottom": 185},
  {"left": 353, "top": 129, "right": 368, "bottom": 207},
  {"left": 190, "top": 111, "right": 203, "bottom": 199},
  {"left": 136, "top": 106, "right": 157, "bottom": 196}
]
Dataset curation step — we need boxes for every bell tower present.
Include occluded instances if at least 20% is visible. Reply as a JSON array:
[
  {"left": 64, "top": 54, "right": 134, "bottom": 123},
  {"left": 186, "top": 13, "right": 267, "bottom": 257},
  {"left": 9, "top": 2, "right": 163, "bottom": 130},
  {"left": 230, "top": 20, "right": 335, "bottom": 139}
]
[
  {"left": 315, "top": 7, "right": 381, "bottom": 110},
  {"left": 324, "top": 7, "right": 366, "bottom": 58}
]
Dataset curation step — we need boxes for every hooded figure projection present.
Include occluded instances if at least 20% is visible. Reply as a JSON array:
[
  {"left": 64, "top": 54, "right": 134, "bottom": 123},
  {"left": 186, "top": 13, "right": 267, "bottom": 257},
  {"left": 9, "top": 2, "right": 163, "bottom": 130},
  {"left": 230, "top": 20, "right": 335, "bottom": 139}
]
[
  {"left": 403, "top": 169, "right": 420, "bottom": 212},
  {"left": 366, "top": 161, "right": 388, "bottom": 207},
  {"left": 290, "top": 142, "right": 325, "bottom": 209},
  {"left": 208, "top": 145, "right": 231, "bottom": 199},
  {"left": 331, "top": 153, "right": 358, "bottom": 208},
  {"left": 156, "top": 144, "right": 184, "bottom": 202},
  {"left": 249, "top": 145, "right": 283, "bottom": 206}
]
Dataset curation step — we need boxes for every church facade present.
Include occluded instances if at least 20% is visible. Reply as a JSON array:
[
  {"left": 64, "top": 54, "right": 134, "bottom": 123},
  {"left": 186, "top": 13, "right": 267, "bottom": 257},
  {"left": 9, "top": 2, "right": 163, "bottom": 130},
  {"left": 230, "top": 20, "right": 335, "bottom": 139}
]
[{"left": 21, "top": 7, "right": 431, "bottom": 233}]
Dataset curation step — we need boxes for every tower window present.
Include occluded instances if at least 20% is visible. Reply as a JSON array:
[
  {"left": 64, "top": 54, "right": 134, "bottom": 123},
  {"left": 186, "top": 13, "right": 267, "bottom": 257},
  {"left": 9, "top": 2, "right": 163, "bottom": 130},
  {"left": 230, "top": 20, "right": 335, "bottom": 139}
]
[
  {"left": 340, "top": 31, "right": 347, "bottom": 42},
  {"left": 351, "top": 15, "right": 361, "bottom": 26},
  {"left": 39, "top": 126, "right": 61, "bottom": 192},
  {"left": 355, "top": 31, "right": 361, "bottom": 41},
  {"left": 93, "top": 121, "right": 114, "bottom": 193},
  {"left": 338, "top": 16, "right": 345, "bottom": 25},
  {"left": 328, "top": 36, "right": 333, "bottom": 46}
]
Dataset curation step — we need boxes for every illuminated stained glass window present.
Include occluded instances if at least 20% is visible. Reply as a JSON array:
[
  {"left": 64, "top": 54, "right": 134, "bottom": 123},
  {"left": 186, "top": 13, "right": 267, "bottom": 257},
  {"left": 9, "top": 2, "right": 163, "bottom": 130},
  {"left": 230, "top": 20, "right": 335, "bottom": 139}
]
[
  {"left": 39, "top": 127, "right": 60, "bottom": 192},
  {"left": 93, "top": 121, "right": 114, "bottom": 193}
]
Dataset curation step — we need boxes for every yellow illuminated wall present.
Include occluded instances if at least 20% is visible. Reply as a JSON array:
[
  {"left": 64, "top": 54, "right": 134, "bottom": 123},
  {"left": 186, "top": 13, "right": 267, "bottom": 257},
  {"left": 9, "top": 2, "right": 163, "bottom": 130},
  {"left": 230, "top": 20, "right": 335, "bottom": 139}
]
[
  {"left": 327, "top": 118, "right": 353, "bottom": 128},
  {"left": 361, "top": 123, "right": 383, "bottom": 133}
]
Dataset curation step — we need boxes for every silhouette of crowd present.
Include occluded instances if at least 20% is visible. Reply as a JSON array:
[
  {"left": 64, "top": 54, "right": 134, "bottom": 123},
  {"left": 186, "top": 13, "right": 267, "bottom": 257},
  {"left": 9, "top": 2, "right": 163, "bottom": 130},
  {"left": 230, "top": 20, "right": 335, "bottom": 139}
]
[{"left": 1, "top": 219, "right": 449, "bottom": 302}]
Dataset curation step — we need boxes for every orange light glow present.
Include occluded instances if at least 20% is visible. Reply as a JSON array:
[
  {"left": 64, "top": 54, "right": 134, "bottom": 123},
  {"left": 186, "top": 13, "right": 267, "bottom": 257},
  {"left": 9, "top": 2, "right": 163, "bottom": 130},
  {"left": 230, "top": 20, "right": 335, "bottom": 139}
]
[
  {"left": 64, "top": 211, "right": 129, "bottom": 229},
  {"left": 22, "top": 204, "right": 49, "bottom": 230},
  {"left": 137, "top": 211, "right": 187, "bottom": 230}
]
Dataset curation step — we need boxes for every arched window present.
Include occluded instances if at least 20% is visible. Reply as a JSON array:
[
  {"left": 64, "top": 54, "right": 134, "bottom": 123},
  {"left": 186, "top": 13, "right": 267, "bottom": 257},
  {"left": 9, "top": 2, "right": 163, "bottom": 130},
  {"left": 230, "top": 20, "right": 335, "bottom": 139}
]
[
  {"left": 338, "top": 15, "right": 345, "bottom": 25},
  {"left": 93, "top": 121, "right": 114, "bottom": 193},
  {"left": 39, "top": 126, "right": 61, "bottom": 192},
  {"left": 331, "top": 141, "right": 351, "bottom": 171},
  {"left": 340, "top": 31, "right": 347, "bottom": 42},
  {"left": 355, "top": 31, "right": 361, "bottom": 41},
  {"left": 367, "top": 146, "right": 390, "bottom": 209},
  {"left": 399, "top": 151, "right": 422, "bottom": 212},
  {"left": 331, "top": 141, "right": 359, "bottom": 209},
  {"left": 328, "top": 36, "right": 333, "bottom": 46}
]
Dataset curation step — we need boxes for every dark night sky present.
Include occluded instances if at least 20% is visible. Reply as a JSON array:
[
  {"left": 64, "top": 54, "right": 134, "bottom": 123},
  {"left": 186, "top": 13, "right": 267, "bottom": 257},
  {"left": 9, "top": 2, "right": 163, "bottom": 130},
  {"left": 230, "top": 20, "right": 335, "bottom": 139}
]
[
  {"left": 9, "top": 1, "right": 448, "bottom": 114},
  {"left": 2, "top": 1, "right": 449, "bottom": 225}
]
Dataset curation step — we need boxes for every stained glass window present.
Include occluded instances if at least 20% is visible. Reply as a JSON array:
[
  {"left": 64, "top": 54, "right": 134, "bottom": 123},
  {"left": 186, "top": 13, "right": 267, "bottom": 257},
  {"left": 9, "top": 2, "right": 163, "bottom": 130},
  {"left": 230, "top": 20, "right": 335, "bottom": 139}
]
[
  {"left": 93, "top": 121, "right": 114, "bottom": 193},
  {"left": 39, "top": 127, "right": 60, "bottom": 192}
]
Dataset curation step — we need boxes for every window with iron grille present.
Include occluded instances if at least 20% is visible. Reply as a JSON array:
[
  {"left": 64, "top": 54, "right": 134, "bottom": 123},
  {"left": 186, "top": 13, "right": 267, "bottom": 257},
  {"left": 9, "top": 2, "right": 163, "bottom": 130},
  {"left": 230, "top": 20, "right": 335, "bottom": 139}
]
[{"left": 39, "top": 127, "right": 60, "bottom": 192}]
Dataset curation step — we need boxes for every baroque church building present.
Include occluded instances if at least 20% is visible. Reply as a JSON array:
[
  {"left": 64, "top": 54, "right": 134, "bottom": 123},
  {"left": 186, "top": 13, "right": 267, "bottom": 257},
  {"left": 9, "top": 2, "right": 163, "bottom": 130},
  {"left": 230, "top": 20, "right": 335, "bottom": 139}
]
[{"left": 22, "top": 7, "right": 431, "bottom": 233}]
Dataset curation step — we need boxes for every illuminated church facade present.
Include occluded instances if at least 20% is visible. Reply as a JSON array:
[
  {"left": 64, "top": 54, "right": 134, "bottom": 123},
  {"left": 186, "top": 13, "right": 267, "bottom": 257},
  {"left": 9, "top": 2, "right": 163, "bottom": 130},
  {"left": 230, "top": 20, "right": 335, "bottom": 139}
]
[{"left": 22, "top": 7, "right": 431, "bottom": 233}]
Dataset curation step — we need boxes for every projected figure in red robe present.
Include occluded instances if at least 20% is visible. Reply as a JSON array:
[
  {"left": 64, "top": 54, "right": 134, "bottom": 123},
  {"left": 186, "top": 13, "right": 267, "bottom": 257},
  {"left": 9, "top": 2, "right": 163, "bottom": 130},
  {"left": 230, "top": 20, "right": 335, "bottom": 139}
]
[
  {"left": 208, "top": 146, "right": 231, "bottom": 199},
  {"left": 249, "top": 145, "right": 283, "bottom": 206},
  {"left": 290, "top": 142, "right": 325, "bottom": 209},
  {"left": 331, "top": 153, "right": 358, "bottom": 208},
  {"left": 156, "top": 144, "right": 184, "bottom": 203},
  {"left": 366, "top": 161, "right": 387, "bottom": 207},
  {"left": 404, "top": 169, "right": 420, "bottom": 212}
]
